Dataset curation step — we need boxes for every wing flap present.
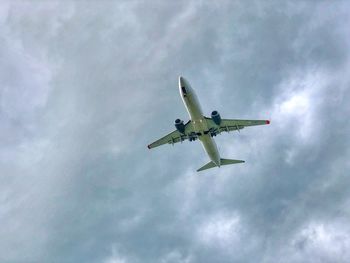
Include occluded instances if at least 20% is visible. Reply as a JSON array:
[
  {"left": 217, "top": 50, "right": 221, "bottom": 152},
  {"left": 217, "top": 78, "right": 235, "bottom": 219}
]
[
  {"left": 205, "top": 117, "right": 270, "bottom": 134},
  {"left": 147, "top": 130, "right": 183, "bottom": 149},
  {"left": 148, "top": 120, "right": 194, "bottom": 149}
]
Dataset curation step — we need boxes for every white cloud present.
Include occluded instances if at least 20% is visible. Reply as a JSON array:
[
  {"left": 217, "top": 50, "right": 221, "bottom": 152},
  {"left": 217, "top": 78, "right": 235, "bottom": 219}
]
[
  {"left": 197, "top": 212, "right": 242, "bottom": 247},
  {"left": 104, "top": 246, "right": 129, "bottom": 263},
  {"left": 1, "top": 1, "right": 350, "bottom": 262},
  {"left": 274, "top": 70, "right": 327, "bottom": 142},
  {"left": 160, "top": 250, "right": 193, "bottom": 263},
  {"left": 288, "top": 221, "right": 350, "bottom": 262}
]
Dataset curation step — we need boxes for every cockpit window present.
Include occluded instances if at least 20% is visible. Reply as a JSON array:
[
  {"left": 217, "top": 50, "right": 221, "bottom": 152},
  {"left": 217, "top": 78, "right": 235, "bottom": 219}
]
[{"left": 181, "top": 87, "right": 187, "bottom": 94}]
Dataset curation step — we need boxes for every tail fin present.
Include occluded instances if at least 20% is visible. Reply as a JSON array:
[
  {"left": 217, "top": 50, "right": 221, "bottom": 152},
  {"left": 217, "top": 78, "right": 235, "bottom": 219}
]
[{"left": 197, "top": 158, "right": 245, "bottom": 172}]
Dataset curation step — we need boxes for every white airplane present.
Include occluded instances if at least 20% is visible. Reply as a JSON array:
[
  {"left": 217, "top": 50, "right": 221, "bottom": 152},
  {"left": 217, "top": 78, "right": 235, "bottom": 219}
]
[{"left": 148, "top": 76, "right": 270, "bottom": 172}]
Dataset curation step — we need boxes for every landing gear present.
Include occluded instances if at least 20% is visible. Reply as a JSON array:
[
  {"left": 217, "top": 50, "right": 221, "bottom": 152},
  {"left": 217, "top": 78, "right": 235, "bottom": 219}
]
[
  {"left": 205, "top": 128, "right": 218, "bottom": 137},
  {"left": 188, "top": 132, "right": 199, "bottom": 142}
]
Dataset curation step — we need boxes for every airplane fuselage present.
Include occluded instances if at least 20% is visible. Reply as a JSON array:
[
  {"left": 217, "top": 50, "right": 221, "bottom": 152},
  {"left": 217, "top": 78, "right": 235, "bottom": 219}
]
[{"left": 179, "top": 76, "right": 221, "bottom": 166}]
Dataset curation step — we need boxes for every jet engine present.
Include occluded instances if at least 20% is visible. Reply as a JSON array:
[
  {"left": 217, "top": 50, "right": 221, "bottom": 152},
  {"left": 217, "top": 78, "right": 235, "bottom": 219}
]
[
  {"left": 175, "top": 119, "right": 185, "bottom": 133},
  {"left": 211, "top": 110, "right": 221, "bottom": 125}
]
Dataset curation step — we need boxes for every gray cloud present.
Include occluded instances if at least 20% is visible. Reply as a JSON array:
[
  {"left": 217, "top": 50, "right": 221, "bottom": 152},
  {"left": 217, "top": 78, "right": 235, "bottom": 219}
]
[{"left": 0, "top": 1, "right": 350, "bottom": 262}]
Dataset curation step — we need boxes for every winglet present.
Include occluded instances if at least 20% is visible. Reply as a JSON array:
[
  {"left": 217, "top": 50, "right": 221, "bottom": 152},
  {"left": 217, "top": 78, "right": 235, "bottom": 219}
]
[{"left": 266, "top": 120, "right": 270, "bottom": 124}]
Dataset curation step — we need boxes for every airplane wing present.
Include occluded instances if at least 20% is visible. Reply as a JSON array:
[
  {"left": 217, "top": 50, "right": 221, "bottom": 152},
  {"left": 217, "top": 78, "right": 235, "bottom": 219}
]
[
  {"left": 148, "top": 121, "right": 196, "bottom": 149},
  {"left": 205, "top": 118, "right": 270, "bottom": 134}
]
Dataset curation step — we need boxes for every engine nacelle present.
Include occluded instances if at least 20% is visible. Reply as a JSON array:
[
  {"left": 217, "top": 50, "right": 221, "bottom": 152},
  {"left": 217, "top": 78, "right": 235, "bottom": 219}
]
[
  {"left": 175, "top": 119, "right": 185, "bottom": 133},
  {"left": 211, "top": 110, "right": 221, "bottom": 125}
]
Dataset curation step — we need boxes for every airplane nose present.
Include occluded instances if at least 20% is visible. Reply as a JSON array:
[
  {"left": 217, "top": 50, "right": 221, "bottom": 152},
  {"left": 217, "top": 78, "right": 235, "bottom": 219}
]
[{"left": 179, "top": 76, "right": 185, "bottom": 87}]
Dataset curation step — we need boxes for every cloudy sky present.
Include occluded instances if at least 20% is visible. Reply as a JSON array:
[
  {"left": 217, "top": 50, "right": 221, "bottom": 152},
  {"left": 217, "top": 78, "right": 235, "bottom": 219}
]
[{"left": 1, "top": 1, "right": 350, "bottom": 262}]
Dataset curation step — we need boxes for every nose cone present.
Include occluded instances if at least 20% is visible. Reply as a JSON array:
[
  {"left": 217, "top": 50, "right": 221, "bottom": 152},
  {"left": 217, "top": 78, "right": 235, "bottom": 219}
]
[
  {"left": 179, "top": 76, "right": 186, "bottom": 88},
  {"left": 179, "top": 76, "right": 191, "bottom": 90},
  {"left": 179, "top": 76, "right": 193, "bottom": 97}
]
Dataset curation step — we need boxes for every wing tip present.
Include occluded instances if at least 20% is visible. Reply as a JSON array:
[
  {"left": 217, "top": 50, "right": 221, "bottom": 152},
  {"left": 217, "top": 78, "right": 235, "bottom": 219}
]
[{"left": 266, "top": 120, "right": 270, "bottom": 124}]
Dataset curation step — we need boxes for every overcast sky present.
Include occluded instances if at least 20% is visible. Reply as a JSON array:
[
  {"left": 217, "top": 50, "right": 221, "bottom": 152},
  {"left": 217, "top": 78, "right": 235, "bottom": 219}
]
[{"left": 1, "top": 1, "right": 350, "bottom": 262}]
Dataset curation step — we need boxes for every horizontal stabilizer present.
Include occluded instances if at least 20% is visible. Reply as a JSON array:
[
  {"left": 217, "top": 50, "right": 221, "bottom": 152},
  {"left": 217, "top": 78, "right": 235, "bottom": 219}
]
[
  {"left": 197, "top": 161, "right": 216, "bottom": 172},
  {"left": 220, "top": 158, "right": 245, "bottom": 165},
  {"left": 197, "top": 158, "right": 245, "bottom": 172}
]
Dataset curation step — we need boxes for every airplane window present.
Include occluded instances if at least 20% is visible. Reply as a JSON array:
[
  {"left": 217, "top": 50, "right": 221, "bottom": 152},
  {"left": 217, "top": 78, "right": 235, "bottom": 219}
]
[{"left": 181, "top": 87, "right": 187, "bottom": 94}]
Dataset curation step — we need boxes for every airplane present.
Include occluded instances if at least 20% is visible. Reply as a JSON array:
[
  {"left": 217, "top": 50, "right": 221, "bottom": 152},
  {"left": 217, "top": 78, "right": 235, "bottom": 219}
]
[{"left": 147, "top": 76, "right": 270, "bottom": 172}]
